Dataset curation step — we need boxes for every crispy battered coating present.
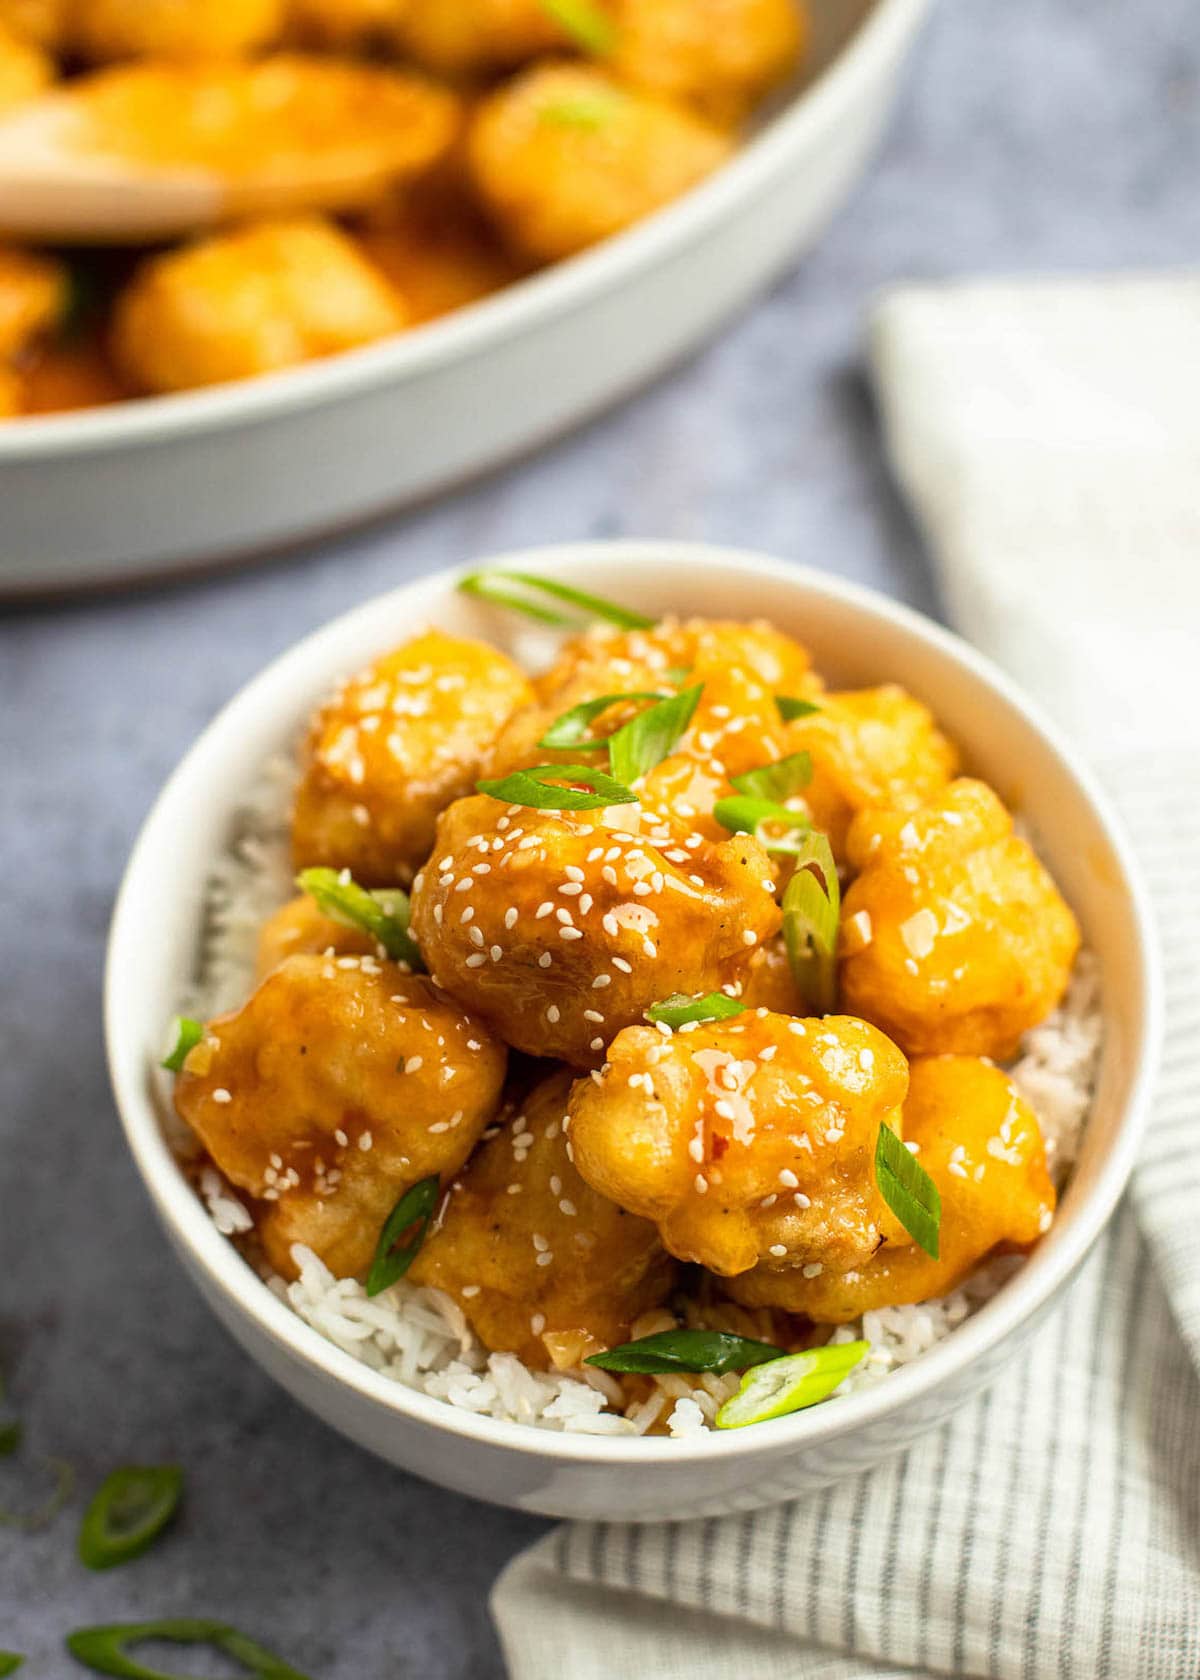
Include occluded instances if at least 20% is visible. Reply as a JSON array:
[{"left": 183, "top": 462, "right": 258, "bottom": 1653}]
[
  {"left": 410, "top": 793, "right": 781, "bottom": 1066},
  {"left": 468, "top": 65, "right": 732, "bottom": 262},
  {"left": 13, "top": 335, "right": 125, "bottom": 413},
  {"left": 784, "top": 685, "right": 959, "bottom": 862},
  {"left": 73, "top": 0, "right": 285, "bottom": 63},
  {"left": 393, "top": 0, "right": 565, "bottom": 76},
  {"left": 174, "top": 956, "right": 506, "bottom": 1279},
  {"left": 292, "top": 630, "right": 536, "bottom": 887},
  {"left": 729, "top": 1055, "right": 1056, "bottom": 1321},
  {"left": 737, "top": 934, "right": 808, "bottom": 1016},
  {"left": 840, "top": 779, "right": 1080, "bottom": 1060},
  {"left": 567, "top": 1010, "right": 909, "bottom": 1277},
  {"left": 0, "top": 0, "right": 64, "bottom": 48},
  {"left": 0, "top": 244, "right": 65, "bottom": 357},
  {"left": 354, "top": 184, "right": 520, "bottom": 326},
  {"left": 609, "top": 0, "right": 805, "bottom": 126},
  {"left": 255, "top": 894, "right": 378, "bottom": 978},
  {"left": 112, "top": 217, "right": 405, "bottom": 395},
  {"left": 410, "top": 1069, "right": 677, "bottom": 1367},
  {"left": 0, "top": 15, "right": 50, "bottom": 109}
]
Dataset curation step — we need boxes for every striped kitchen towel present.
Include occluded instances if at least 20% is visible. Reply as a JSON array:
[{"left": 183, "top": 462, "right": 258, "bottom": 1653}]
[{"left": 492, "top": 276, "right": 1200, "bottom": 1679}]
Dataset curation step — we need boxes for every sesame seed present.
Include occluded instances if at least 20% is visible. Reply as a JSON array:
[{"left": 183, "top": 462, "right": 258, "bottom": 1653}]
[
  {"left": 546, "top": 1004, "right": 561, "bottom": 1023},
  {"left": 560, "top": 927, "right": 584, "bottom": 941},
  {"left": 490, "top": 945, "right": 502, "bottom": 962},
  {"left": 778, "top": 1168, "right": 799, "bottom": 1188},
  {"left": 559, "top": 1199, "right": 577, "bottom": 1217},
  {"left": 538, "top": 953, "right": 553, "bottom": 968},
  {"left": 590, "top": 1036, "right": 604, "bottom": 1051},
  {"left": 466, "top": 953, "right": 486, "bottom": 968},
  {"left": 602, "top": 912, "right": 620, "bottom": 937},
  {"left": 802, "top": 1262, "right": 824, "bottom": 1278},
  {"left": 532, "top": 1233, "right": 549, "bottom": 1252},
  {"left": 460, "top": 906, "right": 474, "bottom": 923},
  {"left": 592, "top": 974, "right": 612, "bottom": 988},
  {"left": 555, "top": 907, "right": 573, "bottom": 924},
  {"left": 769, "top": 1244, "right": 788, "bottom": 1258},
  {"left": 536, "top": 1252, "right": 554, "bottom": 1267},
  {"left": 531, "top": 1311, "right": 546, "bottom": 1333},
  {"left": 583, "top": 1009, "right": 605, "bottom": 1023},
  {"left": 559, "top": 882, "right": 583, "bottom": 897},
  {"left": 212, "top": 1088, "right": 232, "bottom": 1104},
  {"left": 469, "top": 926, "right": 485, "bottom": 948},
  {"left": 742, "top": 930, "right": 758, "bottom": 946},
  {"left": 504, "top": 908, "right": 518, "bottom": 929},
  {"left": 359, "top": 1132, "right": 373, "bottom": 1152},
  {"left": 612, "top": 957, "right": 632, "bottom": 973},
  {"left": 694, "top": 1174, "right": 708, "bottom": 1194},
  {"left": 536, "top": 902, "right": 554, "bottom": 918}
]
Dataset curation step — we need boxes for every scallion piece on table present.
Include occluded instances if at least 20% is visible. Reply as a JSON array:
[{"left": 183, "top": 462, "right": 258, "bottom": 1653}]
[
  {"left": 65, "top": 1618, "right": 312, "bottom": 1680},
  {"left": 537, "top": 0, "right": 617, "bottom": 55},
  {"left": 715, "top": 1341, "right": 869, "bottom": 1429},
  {"left": 585, "top": 1330, "right": 781, "bottom": 1375},
  {"left": 77, "top": 1466, "right": 183, "bottom": 1572},
  {"left": 875, "top": 1125, "right": 942, "bottom": 1259},
  {"left": 608, "top": 684, "right": 703, "bottom": 785},
  {"left": 458, "top": 569, "right": 652, "bottom": 630},
  {"left": 0, "top": 1654, "right": 23, "bottom": 1676},
  {"left": 296, "top": 868, "right": 422, "bottom": 969},
  {"left": 781, "top": 830, "right": 840, "bottom": 1013},
  {"left": 366, "top": 1175, "right": 442, "bottom": 1298},
  {"left": 159, "top": 1016, "right": 203, "bottom": 1073},
  {"left": 729, "top": 750, "right": 813, "bottom": 803},
  {"left": 712, "top": 794, "right": 812, "bottom": 854},
  {"left": 538, "top": 690, "right": 667, "bottom": 751},
  {"left": 645, "top": 993, "right": 746, "bottom": 1029},
  {"left": 476, "top": 764, "right": 638, "bottom": 811},
  {"left": 775, "top": 695, "right": 821, "bottom": 721}
]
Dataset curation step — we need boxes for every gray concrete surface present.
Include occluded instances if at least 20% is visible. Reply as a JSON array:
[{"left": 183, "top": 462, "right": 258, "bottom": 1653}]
[{"left": 2, "top": 0, "right": 1197, "bottom": 1672}]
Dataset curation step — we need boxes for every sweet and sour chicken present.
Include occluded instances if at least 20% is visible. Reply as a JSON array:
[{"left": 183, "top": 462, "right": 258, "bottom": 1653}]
[{"left": 168, "top": 591, "right": 1088, "bottom": 1431}]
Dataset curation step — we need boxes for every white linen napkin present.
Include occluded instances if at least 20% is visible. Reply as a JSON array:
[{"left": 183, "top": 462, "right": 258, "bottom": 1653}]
[{"left": 492, "top": 275, "right": 1200, "bottom": 1680}]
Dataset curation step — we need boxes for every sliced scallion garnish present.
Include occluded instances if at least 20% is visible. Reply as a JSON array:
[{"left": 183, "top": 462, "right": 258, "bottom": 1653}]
[
  {"left": 875, "top": 1126, "right": 941, "bottom": 1259},
  {"left": 585, "top": 1329, "right": 781, "bottom": 1375},
  {"left": 729, "top": 750, "right": 813, "bottom": 803},
  {"left": 776, "top": 695, "right": 821, "bottom": 721},
  {"left": 476, "top": 764, "right": 638, "bottom": 811},
  {"left": 458, "top": 569, "right": 653, "bottom": 630},
  {"left": 64, "top": 1619, "right": 312, "bottom": 1680},
  {"left": 538, "top": 690, "right": 667, "bottom": 751},
  {"left": 366, "top": 1175, "right": 442, "bottom": 1298},
  {"left": 0, "top": 1654, "right": 23, "bottom": 1676},
  {"left": 538, "top": 94, "right": 619, "bottom": 128},
  {"left": 77, "top": 1466, "right": 183, "bottom": 1572},
  {"left": 159, "top": 1016, "right": 203, "bottom": 1073},
  {"left": 296, "top": 868, "right": 422, "bottom": 969},
  {"left": 781, "top": 831, "right": 840, "bottom": 1013},
  {"left": 712, "top": 794, "right": 811, "bottom": 854},
  {"left": 608, "top": 684, "right": 703, "bottom": 785},
  {"left": 538, "top": 0, "right": 616, "bottom": 55},
  {"left": 715, "top": 1341, "right": 868, "bottom": 1429},
  {"left": 645, "top": 993, "right": 745, "bottom": 1029}
]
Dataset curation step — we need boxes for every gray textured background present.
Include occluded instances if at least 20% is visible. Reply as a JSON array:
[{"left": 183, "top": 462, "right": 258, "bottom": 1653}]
[{"left": 2, "top": 0, "right": 1197, "bottom": 1672}]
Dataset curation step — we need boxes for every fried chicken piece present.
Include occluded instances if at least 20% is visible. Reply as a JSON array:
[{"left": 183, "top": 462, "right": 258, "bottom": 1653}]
[{"left": 608, "top": 0, "right": 805, "bottom": 126}]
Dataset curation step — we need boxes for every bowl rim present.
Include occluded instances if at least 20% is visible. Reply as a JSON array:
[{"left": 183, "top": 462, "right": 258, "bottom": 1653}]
[
  {"left": 105, "top": 541, "right": 1163, "bottom": 1466},
  {"left": 1, "top": 0, "right": 930, "bottom": 461}
]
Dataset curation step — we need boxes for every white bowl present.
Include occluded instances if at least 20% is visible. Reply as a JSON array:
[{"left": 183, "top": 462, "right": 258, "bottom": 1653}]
[
  {"left": 2, "top": 0, "right": 929, "bottom": 595},
  {"left": 105, "top": 542, "right": 1160, "bottom": 1521}
]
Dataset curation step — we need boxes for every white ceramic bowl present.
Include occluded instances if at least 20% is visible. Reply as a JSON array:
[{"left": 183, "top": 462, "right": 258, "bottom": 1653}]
[
  {"left": 2, "top": 0, "right": 929, "bottom": 595},
  {"left": 105, "top": 542, "right": 1160, "bottom": 1521}
]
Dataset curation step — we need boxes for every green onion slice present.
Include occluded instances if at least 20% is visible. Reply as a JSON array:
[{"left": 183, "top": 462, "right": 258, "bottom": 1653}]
[
  {"left": 729, "top": 750, "right": 813, "bottom": 803},
  {"left": 77, "top": 1466, "right": 183, "bottom": 1572},
  {"left": 875, "top": 1125, "right": 941, "bottom": 1259},
  {"left": 0, "top": 1453, "right": 74, "bottom": 1532},
  {"left": 586, "top": 1330, "right": 781, "bottom": 1375},
  {"left": 537, "top": 0, "right": 616, "bottom": 55},
  {"left": 538, "top": 690, "right": 666, "bottom": 751},
  {"left": 64, "top": 1619, "right": 312, "bottom": 1679},
  {"left": 0, "top": 1421, "right": 21, "bottom": 1456},
  {"left": 159, "top": 1017, "right": 203, "bottom": 1073},
  {"left": 476, "top": 764, "right": 638, "bottom": 810},
  {"left": 645, "top": 992, "right": 746, "bottom": 1029},
  {"left": 776, "top": 695, "right": 821, "bottom": 721},
  {"left": 715, "top": 1341, "right": 869, "bottom": 1429},
  {"left": 713, "top": 795, "right": 812, "bottom": 854},
  {"left": 0, "top": 1654, "right": 23, "bottom": 1676},
  {"left": 366, "top": 1175, "right": 442, "bottom": 1298},
  {"left": 781, "top": 831, "right": 840, "bottom": 1013},
  {"left": 458, "top": 569, "right": 652, "bottom": 630},
  {"left": 538, "top": 94, "right": 619, "bottom": 128},
  {"left": 608, "top": 684, "right": 703, "bottom": 785},
  {"left": 295, "top": 868, "right": 422, "bottom": 969}
]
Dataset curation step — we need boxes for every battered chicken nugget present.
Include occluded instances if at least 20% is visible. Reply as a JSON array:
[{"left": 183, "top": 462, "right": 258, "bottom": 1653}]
[
  {"left": 608, "top": 0, "right": 805, "bottom": 126},
  {"left": 112, "top": 217, "right": 405, "bottom": 395},
  {"left": 393, "top": 0, "right": 566, "bottom": 76},
  {"left": 567, "top": 1009, "right": 908, "bottom": 1276},
  {"left": 0, "top": 244, "right": 65, "bottom": 358},
  {"left": 73, "top": 0, "right": 284, "bottom": 63},
  {"left": 292, "top": 629, "right": 536, "bottom": 887},
  {"left": 840, "top": 779, "right": 1080, "bottom": 1060},
  {"left": 468, "top": 65, "right": 732, "bottom": 262},
  {"left": 410, "top": 1068, "right": 677, "bottom": 1367},
  {"left": 728, "top": 1055, "right": 1056, "bottom": 1321},
  {"left": 173, "top": 956, "right": 507, "bottom": 1280},
  {"left": 737, "top": 934, "right": 809, "bottom": 1016},
  {"left": 255, "top": 894, "right": 378, "bottom": 978},
  {"left": 410, "top": 792, "right": 780, "bottom": 1066}
]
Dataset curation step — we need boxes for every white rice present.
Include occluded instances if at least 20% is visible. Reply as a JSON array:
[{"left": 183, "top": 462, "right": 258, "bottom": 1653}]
[{"left": 177, "top": 763, "right": 1103, "bottom": 1436}]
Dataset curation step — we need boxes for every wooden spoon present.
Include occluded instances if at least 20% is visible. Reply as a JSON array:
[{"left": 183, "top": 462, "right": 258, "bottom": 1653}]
[{"left": 0, "top": 56, "right": 459, "bottom": 243}]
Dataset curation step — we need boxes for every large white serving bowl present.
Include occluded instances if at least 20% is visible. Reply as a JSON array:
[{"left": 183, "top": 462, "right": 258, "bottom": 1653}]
[
  {"left": 2, "top": 0, "right": 930, "bottom": 595},
  {"left": 105, "top": 543, "right": 1160, "bottom": 1522}
]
